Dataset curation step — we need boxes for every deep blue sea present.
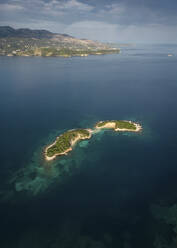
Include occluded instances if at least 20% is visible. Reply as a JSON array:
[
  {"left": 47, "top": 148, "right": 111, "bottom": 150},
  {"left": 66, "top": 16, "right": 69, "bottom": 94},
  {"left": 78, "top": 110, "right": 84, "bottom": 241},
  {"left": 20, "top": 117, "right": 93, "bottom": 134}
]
[{"left": 0, "top": 44, "right": 177, "bottom": 247}]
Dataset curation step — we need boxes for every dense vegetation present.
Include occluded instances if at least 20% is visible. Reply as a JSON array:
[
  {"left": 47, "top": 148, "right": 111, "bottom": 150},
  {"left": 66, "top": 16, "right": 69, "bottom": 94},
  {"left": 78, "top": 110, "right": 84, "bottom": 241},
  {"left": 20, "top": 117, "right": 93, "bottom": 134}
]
[
  {"left": 115, "top": 121, "right": 136, "bottom": 130},
  {"left": 46, "top": 121, "right": 139, "bottom": 158},
  {"left": 97, "top": 120, "right": 136, "bottom": 130},
  {"left": 47, "top": 129, "right": 90, "bottom": 157},
  {"left": 0, "top": 26, "right": 120, "bottom": 57}
]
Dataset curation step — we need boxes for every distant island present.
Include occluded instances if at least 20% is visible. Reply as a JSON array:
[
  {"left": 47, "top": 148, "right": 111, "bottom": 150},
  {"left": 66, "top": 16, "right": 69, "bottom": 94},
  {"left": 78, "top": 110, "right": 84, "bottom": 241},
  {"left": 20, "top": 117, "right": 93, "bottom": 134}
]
[
  {"left": 0, "top": 26, "right": 120, "bottom": 57},
  {"left": 45, "top": 120, "right": 142, "bottom": 161}
]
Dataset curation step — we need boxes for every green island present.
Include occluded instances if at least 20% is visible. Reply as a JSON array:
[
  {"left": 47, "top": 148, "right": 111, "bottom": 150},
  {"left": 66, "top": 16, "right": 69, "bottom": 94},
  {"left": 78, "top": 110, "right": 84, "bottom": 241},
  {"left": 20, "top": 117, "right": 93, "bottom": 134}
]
[
  {"left": 45, "top": 120, "right": 142, "bottom": 161},
  {"left": 45, "top": 129, "right": 92, "bottom": 160},
  {"left": 96, "top": 120, "right": 137, "bottom": 130}
]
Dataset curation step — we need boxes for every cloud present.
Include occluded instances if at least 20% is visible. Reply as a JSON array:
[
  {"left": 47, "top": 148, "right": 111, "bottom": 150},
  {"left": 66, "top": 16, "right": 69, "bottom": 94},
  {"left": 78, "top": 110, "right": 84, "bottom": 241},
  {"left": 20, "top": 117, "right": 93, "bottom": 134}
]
[
  {"left": 64, "top": 21, "right": 177, "bottom": 43},
  {"left": 0, "top": 0, "right": 94, "bottom": 14},
  {"left": 58, "top": 0, "right": 94, "bottom": 11},
  {"left": 42, "top": 0, "right": 94, "bottom": 16},
  {"left": 95, "top": 1, "right": 177, "bottom": 26},
  {"left": 65, "top": 21, "right": 118, "bottom": 41},
  {"left": 1, "top": 0, "right": 177, "bottom": 43},
  {"left": 0, "top": 3, "right": 24, "bottom": 11},
  {"left": 104, "top": 3, "right": 125, "bottom": 15},
  {"left": 115, "top": 24, "right": 177, "bottom": 43},
  {"left": 0, "top": 0, "right": 94, "bottom": 20}
]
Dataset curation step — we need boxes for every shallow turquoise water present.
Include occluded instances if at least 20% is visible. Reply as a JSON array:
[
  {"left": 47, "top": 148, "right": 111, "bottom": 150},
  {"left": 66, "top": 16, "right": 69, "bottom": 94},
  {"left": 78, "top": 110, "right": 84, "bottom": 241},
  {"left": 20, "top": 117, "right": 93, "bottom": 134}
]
[{"left": 0, "top": 44, "right": 177, "bottom": 247}]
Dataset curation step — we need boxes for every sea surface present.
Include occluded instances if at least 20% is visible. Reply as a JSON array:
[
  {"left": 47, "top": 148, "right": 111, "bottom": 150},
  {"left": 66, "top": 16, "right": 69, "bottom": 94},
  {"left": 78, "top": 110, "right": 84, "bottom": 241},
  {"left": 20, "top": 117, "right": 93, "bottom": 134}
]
[{"left": 0, "top": 44, "right": 177, "bottom": 247}]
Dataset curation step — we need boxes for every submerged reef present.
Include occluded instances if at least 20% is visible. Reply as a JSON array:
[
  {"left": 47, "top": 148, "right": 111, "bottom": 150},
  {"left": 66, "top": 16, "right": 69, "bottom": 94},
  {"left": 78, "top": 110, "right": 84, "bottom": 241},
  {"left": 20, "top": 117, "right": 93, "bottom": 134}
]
[
  {"left": 152, "top": 204, "right": 177, "bottom": 234},
  {"left": 151, "top": 204, "right": 177, "bottom": 248},
  {"left": 7, "top": 130, "right": 93, "bottom": 198},
  {"left": 4, "top": 120, "right": 142, "bottom": 198},
  {"left": 13, "top": 221, "right": 111, "bottom": 248}
]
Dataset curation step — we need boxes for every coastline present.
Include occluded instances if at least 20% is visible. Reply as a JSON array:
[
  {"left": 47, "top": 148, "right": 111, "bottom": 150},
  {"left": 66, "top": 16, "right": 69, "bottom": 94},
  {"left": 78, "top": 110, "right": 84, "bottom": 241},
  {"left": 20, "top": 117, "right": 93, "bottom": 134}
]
[
  {"left": 95, "top": 121, "right": 142, "bottom": 132},
  {"left": 2, "top": 51, "right": 119, "bottom": 58},
  {"left": 45, "top": 121, "right": 142, "bottom": 161},
  {"left": 45, "top": 129, "right": 93, "bottom": 161}
]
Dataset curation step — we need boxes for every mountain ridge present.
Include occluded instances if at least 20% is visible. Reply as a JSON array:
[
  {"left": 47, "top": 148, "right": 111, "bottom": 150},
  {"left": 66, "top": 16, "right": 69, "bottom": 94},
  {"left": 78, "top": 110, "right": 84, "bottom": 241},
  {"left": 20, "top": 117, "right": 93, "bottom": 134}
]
[{"left": 0, "top": 26, "right": 72, "bottom": 39}]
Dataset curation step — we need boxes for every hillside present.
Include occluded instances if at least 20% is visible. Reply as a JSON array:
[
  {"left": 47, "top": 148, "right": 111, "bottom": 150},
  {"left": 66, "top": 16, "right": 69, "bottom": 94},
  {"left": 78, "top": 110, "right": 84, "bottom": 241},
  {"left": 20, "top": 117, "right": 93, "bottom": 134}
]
[{"left": 0, "top": 26, "right": 120, "bottom": 57}]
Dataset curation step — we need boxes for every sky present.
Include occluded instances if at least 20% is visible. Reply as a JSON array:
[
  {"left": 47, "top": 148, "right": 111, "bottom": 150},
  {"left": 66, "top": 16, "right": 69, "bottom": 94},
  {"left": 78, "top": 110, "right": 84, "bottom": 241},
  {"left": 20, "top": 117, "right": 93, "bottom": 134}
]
[{"left": 0, "top": 0, "right": 177, "bottom": 43}]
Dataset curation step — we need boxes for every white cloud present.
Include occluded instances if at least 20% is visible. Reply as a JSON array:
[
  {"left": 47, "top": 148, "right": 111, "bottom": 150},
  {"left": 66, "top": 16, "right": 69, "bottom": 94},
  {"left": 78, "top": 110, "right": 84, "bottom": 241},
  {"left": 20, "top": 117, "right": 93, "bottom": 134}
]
[
  {"left": 0, "top": 0, "right": 94, "bottom": 18},
  {"left": 1, "top": 0, "right": 177, "bottom": 43},
  {"left": 58, "top": 0, "right": 94, "bottom": 11},
  {"left": 104, "top": 3, "right": 125, "bottom": 15},
  {"left": 0, "top": 3, "right": 24, "bottom": 11},
  {"left": 42, "top": 0, "right": 94, "bottom": 16}
]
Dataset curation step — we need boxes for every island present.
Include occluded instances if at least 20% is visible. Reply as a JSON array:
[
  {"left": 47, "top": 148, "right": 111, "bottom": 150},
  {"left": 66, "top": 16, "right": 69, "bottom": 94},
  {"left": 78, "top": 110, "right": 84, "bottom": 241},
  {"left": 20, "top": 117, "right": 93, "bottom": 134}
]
[
  {"left": 45, "top": 129, "right": 93, "bottom": 161},
  {"left": 95, "top": 120, "right": 141, "bottom": 132},
  {"left": 45, "top": 120, "right": 142, "bottom": 161}
]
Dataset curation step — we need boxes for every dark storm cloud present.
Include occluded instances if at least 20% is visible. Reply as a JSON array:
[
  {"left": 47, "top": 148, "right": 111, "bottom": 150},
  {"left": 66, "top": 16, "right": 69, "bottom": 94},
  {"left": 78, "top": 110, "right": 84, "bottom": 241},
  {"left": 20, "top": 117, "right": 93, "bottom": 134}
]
[{"left": 0, "top": 0, "right": 177, "bottom": 43}]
